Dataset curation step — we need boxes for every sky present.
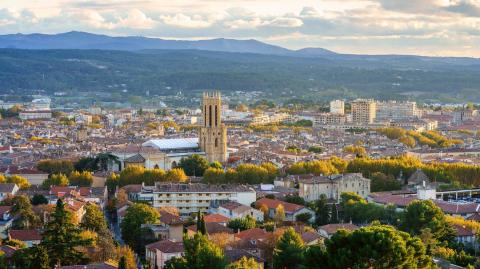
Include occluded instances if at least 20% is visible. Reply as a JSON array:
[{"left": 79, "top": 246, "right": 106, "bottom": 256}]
[{"left": 1, "top": 0, "right": 480, "bottom": 57}]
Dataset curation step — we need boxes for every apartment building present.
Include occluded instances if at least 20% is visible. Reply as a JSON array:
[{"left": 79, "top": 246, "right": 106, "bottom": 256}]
[
  {"left": 313, "top": 113, "right": 347, "bottom": 127},
  {"left": 298, "top": 173, "right": 370, "bottom": 202},
  {"left": 351, "top": 99, "right": 376, "bottom": 124},
  {"left": 330, "top": 100, "right": 345, "bottom": 115},
  {"left": 131, "top": 183, "right": 257, "bottom": 217},
  {"left": 376, "top": 101, "right": 418, "bottom": 121}
]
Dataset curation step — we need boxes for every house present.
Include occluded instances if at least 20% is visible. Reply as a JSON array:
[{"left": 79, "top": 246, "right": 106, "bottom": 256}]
[
  {"left": 301, "top": 231, "right": 322, "bottom": 246},
  {"left": 318, "top": 223, "right": 359, "bottom": 239},
  {"left": 145, "top": 239, "right": 184, "bottom": 269},
  {"left": 8, "top": 229, "right": 42, "bottom": 247},
  {"left": 453, "top": 224, "right": 476, "bottom": 247},
  {"left": 216, "top": 201, "right": 264, "bottom": 222},
  {"left": 224, "top": 249, "right": 265, "bottom": 269},
  {"left": 0, "top": 206, "right": 13, "bottom": 238},
  {"left": 0, "top": 183, "right": 19, "bottom": 201},
  {"left": 60, "top": 262, "right": 118, "bottom": 269},
  {"left": 204, "top": 213, "right": 230, "bottom": 226},
  {"left": 297, "top": 173, "right": 370, "bottom": 202},
  {"left": 187, "top": 222, "right": 234, "bottom": 236},
  {"left": 255, "top": 198, "right": 314, "bottom": 222}
]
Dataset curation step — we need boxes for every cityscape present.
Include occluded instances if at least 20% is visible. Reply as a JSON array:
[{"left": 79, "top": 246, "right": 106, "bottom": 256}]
[{"left": 2, "top": 1, "right": 480, "bottom": 269}]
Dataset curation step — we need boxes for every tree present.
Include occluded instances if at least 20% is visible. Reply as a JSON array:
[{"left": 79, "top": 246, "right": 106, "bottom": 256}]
[
  {"left": 165, "top": 168, "right": 188, "bottom": 182},
  {"left": 170, "top": 233, "right": 227, "bottom": 269},
  {"left": 11, "top": 195, "right": 40, "bottom": 229},
  {"left": 41, "top": 199, "right": 92, "bottom": 267},
  {"left": 274, "top": 204, "right": 285, "bottom": 225},
  {"left": 285, "top": 194, "right": 305, "bottom": 205},
  {"left": 31, "top": 194, "right": 48, "bottom": 205},
  {"left": 118, "top": 256, "right": 127, "bottom": 269},
  {"left": 68, "top": 170, "right": 93, "bottom": 187},
  {"left": 42, "top": 173, "right": 69, "bottom": 188},
  {"left": 37, "top": 159, "right": 74, "bottom": 175},
  {"left": 106, "top": 172, "right": 119, "bottom": 194},
  {"left": 12, "top": 245, "right": 50, "bottom": 269},
  {"left": 120, "top": 203, "right": 159, "bottom": 253},
  {"left": 116, "top": 246, "right": 137, "bottom": 269},
  {"left": 273, "top": 227, "right": 304, "bottom": 269},
  {"left": 197, "top": 212, "right": 207, "bottom": 235},
  {"left": 370, "top": 172, "right": 402, "bottom": 192},
  {"left": 81, "top": 203, "right": 109, "bottom": 235},
  {"left": 401, "top": 200, "right": 456, "bottom": 244},
  {"left": 295, "top": 212, "right": 312, "bottom": 223},
  {"left": 6, "top": 175, "right": 30, "bottom": 189},
  {"left": 210, "top": 161, "right": 223, "bottom": 169},
  {"left": 316, "top": 225, "right": 435, "bottom": 269},
  {"left": 261, "top": 162, "right": 279, "bottom": 180},
  {"left": 314, "top": 194, "right": 330, "bottom": 226},
  {"left": 227, "top": 256, "right": 261, "bottom": 269},
  {"left": 203, "top": 167, "right": 226, "bottom": 183},
  {"left": 178, "top": 154, "right": 210, "bottom": 176},
  {"left": 227, "top": 215, "right": 256, "bottom": 232},
  {"left": 74, "top": 157, "right": 97, "bottom": 172},
  {"left": 94, "top": 153, "right": 119, "bottom": 172}
]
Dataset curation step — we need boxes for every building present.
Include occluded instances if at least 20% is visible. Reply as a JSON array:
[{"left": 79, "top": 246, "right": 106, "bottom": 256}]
[
  {"left": 19, "top": 110, "right": 52, "bottom": 120},
  {"left": 297, "top": 173, "right": 370, "bottom": 202},
  {"left": 215, "top": 201, "right": 264, "bottom": 222},
  {"left": 0, "top": 183, "right": 19, "bottom": 201},
  {"left": 131, "top": 183, "right": 257, "bottom": 217},
  {"left": 199, "top": 92, "right": 228, "bottom": 162},
  {"left": 255, "top": 198, "right": 315, "bottom": 222},
  {"left": 318, "top": 223, "right": 359, "bottom": 239},
  {"left": 8, "top": 229, "right": 42, "bottom": 247},
  {"left": 313, "top": 113, "right": 347, "bottom": 127},
  {"left": 61, "top": 262, "right": 118, "bottom": 269},
  {"left": 376, "top": 101, "right": 418, "bottom": 121},
  {"left": 351, "top": 99, "right": 376, "bottom": 124},
  {"left": 145, "top": 239, "right": 184, "bottom": 269},
  {"left": 330, "top": 100, "right": 345, "bottom": 115}
]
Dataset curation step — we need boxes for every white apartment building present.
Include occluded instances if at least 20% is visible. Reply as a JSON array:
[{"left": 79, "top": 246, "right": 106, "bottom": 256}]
[
  {"left": 298, "top": 173, "right": 370, "bottom": 202},
  {"left": 376, "top": 101, "right": 418, "bottom": 121},
  {"left": 313, "top": 113, "right": 347, "bottom": 127},
  {"left": 132, "top": 183, "right": 257, "bottom": 217},
  {"left": 330, "top": 100, "right": 345, "bottom": 115},
  {"left": 19, "top": 110, "right": 52, "bottom": 120},
  {"left": 351, "top": 99, "right": 376, "bottom": 124}
]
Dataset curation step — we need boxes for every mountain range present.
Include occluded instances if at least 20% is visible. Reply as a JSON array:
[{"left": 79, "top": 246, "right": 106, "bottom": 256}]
[{"left": 0, "top": 31, "right": 335, "bottom": 56}]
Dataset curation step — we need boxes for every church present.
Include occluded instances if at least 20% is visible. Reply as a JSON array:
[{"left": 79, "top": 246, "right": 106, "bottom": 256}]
[{"left": 110, "top": 92, "right": 228, "bottom": 171}]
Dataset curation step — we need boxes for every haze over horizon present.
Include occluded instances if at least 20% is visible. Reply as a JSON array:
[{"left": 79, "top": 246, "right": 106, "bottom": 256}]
[{"left": 1, "top": 0, "right": 480, "bottom": 57}]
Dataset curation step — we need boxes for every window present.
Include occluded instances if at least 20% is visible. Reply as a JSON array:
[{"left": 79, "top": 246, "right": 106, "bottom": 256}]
[{"left": 215, "top": 138, "right": 218, "bottom": 147}]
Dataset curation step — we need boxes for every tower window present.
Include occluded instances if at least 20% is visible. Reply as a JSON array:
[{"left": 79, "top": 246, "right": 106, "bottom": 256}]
[
  {"left": 215, "top": 138, "right": 218, "bottom": 147},
  {"left": 215, "top": 105, "right": 218, "bottom": 126},
  {"left": 209, "top": 105, "right": 212, "bottom": 127},
  {"left": 204, "top": 105, "right": 207, "bottom": 126}
]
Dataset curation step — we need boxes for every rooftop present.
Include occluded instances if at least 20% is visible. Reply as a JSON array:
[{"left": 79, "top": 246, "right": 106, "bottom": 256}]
[{"left": 142, "top": 138, "right": 199, "bottom": 150}]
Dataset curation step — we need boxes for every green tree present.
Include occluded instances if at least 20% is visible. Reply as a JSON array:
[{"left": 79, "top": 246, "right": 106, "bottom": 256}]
[
  {"left": 118, "top": 256, "right": 127, "bottom": 269},
  {"left": 203, "top": 167, "right": 226, "bottom": 183},
  {"left": 285, "top": 194, "right": 305, "bottom": 205},
  {"left": 31, "top": 194, "right": 48, "bottom": 205},
  {"left": 227, "top": 215, "right": 256, "bottom": 232},
  {"left": 183, "top": 233, "right": 227, "bottom": 269},
  {"left": 37, "top": 159, "right": 74, "bottom": 175},
  {"left": 74, "top": 157, "right": 97, "bottom": 172},
  {"left": 68, "top": 170, "right": 93, "bottom": 187},
  {"left": 316, "top": 225, "right": 435, "bottom": 269},
  {"left": 273, "top": 227, "right": 304, "bottom": 269},
  {"left": 120, "top": 203, "right": 159, "bottom": 253},
  {"left": 11, "top": 195, "right": 40, "bottom": 229},
  {"left": 314, "top": 194, "right": 330, "bottom": 226},
  {"left": 210, "top": 161, "right": 223, "bottom": 169},
  {"left": 12, "top": 245, "right": 50, "bottom": 269},
  {"left": 178, "top": 154, "right": 210, "bottom": 176},
  {"left": 227, "top": 256, "right": 261, "bottom": 269},
  {"left": 81, "top": 203, "right": 109, "bottom": 235},
  {"left": 400, "top": 200, "right": 456, "bottom": 244},
  {"left": 42, "top": 173, "right": 69, "bottom": 188},
  {"left": 41, "top": 199, "right": 92, "bottom": 267}
]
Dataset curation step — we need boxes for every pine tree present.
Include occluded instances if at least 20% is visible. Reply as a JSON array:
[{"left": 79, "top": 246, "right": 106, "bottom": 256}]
[
  {"left": 199, "top": 215, "right": 207, "bottom": 235},
  {"left": 118, "top": 256, "right": 127, "bottom": 269},
  {"left": 330, "top": 203, "right": 338, "bottom": 223},
  {"left": 41, "top": 199, "right": 92, "bottom": 267},
  {"left": 273, "top": 227, "right": 304, "bottom": 269}
]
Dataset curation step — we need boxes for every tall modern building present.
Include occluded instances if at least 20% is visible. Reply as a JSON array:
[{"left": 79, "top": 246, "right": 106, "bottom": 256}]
[
  {"left": 351, "top": 99, "right": 376, "bottom": 124},
  {"left": 376, "top": 101, "right": 418, "bottom": 121},
  {"left": 330, "top": 100, "right": 345, "bottom": 115},
  {"left": 199, "top": 92, "right": 228, "bottom": 162}
]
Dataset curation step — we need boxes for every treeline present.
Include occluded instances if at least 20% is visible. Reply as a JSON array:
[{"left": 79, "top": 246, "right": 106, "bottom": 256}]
[
  {"left": 106, "top": 166, "right": 188, "bottom": 190},
  {"left": 377, "top": 127, "right": 463, "bottom": 148},
  {"left": 203, "top": 163, "right": 278, "bottom": 184}
]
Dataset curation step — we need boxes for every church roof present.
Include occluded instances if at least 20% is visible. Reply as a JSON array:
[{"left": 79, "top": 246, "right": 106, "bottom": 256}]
[
  {"left": 142, "top": 138, "right": 199, "bottom": 150},
  {"left": 408, "top": 169, "right": 430, "bottom": 185},
  {"left": 124, "top": 153, "right": 145, "bottom": 163}
]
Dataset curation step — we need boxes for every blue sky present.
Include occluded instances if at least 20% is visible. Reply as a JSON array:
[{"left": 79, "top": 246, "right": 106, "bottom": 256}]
[{"left": 1, "top": 0, "right": 480, "bottom": 56}]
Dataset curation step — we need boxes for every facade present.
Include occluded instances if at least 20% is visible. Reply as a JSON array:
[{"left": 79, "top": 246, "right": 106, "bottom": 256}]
[
  {"left": 330, "top": 100, "right": 345, "bottom": 115},
  {"left": 376, "top": 101, "right": 418, "bottom": 121},
  {"left": 145, "top": 240, "right": 184, "bottom": 269},
  {"left": 215, "top": 201, "right": 264, "bottom": 221},
  {"left": 298, "top": 173, "right": 370, "bottom": 202},
  {"left": 351, "top": 99, "right": 376, "bottom": 124},
  {"left": 313, "top": 113, "right": 347, "bottom": 127},
  {"left": 19, "top": 110, "right": 52, "bottom": 120},
  {"left": 131, "top": 183, "right": 257, "bottom": 217},
  {"left": 199, "top": 92, "right": 228, "bottom": 163},
  {"left": 255, "top": 198, "right": 315, "bottom": 222}
]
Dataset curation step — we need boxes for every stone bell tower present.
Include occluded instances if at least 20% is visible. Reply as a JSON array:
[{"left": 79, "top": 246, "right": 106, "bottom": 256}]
[{"left": 199, "top": 91, "right": 227, "bottom": 162}]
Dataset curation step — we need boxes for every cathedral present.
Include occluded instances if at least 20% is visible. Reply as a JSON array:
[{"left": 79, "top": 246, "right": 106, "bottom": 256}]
[{"left": 109, "top": 91, "right": 228, "bottom": 171}]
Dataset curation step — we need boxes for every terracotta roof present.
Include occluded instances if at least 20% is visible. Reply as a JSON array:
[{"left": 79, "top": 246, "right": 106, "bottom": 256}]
[
  {"left": 0, "top": 245, "right": 18, "bottom": 258},
  {"left": 467, "top": 213, "right": 480, "bottom": 221},
  {"left": 204, "top": 214, "right": 230, "bottom": 223},
  {"left": 453, "top": 224, "right": 475, "bottom": 237},
  {"left": 146, "top": 239, "right": 184, "bottom": 253},
  {"left": 9, "top": 229, "right": 42, "bottom": 241},
  {"left": 187, "top": 222, "right": 233, "bottom": 234},
  {"left": 224, "top": 249, "right": 265, "bottom": 263},
  {"left": 234, "top": 228, "right": 269, "bottom": 240},
  {"left": 435, "top": 201, "right": 480, "bottom": 215},
  {"left": 370, "top": 194, "right": 416, "bottom": 207},
  {"left": 256, "top": 198, "right": 304, "bottom": 213},
  {"left": 301, "top": 231, "right": 322, "bottom": 244},
  {"left": 318, "top": 223, "right": 359, "bottom": 235},
  {"left": 158, "top": 210, "right": 183, "bottom": 225}
]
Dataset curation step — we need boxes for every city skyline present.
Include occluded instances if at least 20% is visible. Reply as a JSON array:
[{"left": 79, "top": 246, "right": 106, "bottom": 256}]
[{"left": 1, "top": 0, "right": 480, "bottom": 57}]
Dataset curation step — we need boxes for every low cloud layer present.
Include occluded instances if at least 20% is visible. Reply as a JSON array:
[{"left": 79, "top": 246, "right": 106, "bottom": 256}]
[{"left": 1, "top": 0, "right": 480, "bottom": 56}]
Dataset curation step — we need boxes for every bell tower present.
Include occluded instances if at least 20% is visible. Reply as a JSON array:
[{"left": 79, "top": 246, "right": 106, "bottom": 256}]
[{"left": 199, "top": 91, "right": 227, "bottom": 162}]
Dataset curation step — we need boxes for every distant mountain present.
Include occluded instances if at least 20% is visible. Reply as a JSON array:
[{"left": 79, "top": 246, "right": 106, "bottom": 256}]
[{"left": 0, "top": 31, "right": 336, "bottom": 56}]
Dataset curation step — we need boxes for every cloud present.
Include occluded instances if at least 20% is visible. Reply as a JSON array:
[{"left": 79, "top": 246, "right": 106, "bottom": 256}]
[
  {"left": 445, "top": 0, "right": 480, "bottom": 17},
  {"left": 75, "top": 10, "right": 116, "bottom": 29},
  {"left": 265, "top": 17, "right": 303, "bottom": 27},
  {"left": 160, "top": 13, "right": 215, "bottom": 28},
  {"left": 117, "top": 9, "right": 155, "bottom": 29}
]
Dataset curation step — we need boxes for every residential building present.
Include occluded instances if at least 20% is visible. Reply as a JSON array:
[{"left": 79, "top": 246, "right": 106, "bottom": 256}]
[
  {"left": 19, "top": 110, "right": 52, "bottom": 120},
  {"left": 297, "top": 173, "right": 371, "bottom": 202},
  {"left": 313, "top": 113, "right": 347, "bottom": 127},
  {"left": 376, "top": 101, "right": 418, "bottom": 121},
  {"left": 145, "top": 239, "right": 184, "bottom": 269},
  {"left": 215, "top": 201, "right": 264, "bottom": 222},
  {"left": 255, "top": 198, "right": 315, "bottom": 222},
  {"left": 318, "top": 223, "right": 359, "bottom": 239},
  {"left": 8, "top": 229, "right": 42, "bottom": 247},
  {"left": 131, "top": 183, "right": 257, "bottom": 217},
  {"left": 0, "top": 183, "right": 19, "bottom": 201},
  {"left": 351, "top": 99, "right": 376, "bottom": 124},
  {"left": 330, "top": 100, "right": 345, "bottom": 115}
]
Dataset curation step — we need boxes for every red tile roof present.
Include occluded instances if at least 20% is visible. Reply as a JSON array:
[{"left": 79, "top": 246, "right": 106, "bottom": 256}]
[
  {"left": 318, "top": 223, "right": 359, "bottom": 235},
  {"left": 204, "top": 214, "right": 230, "bottom": 223},
  {"left": 453, "top": 224, "right": 475, "bottom": 237},
  {"left": 9, "top": 229, "right": 42, "bottom": 241},
  {"left": 234, "top": 228, "right": 269, "bottom": 240},
  {"left": 256, "top": 198, "right": 304, "bottom": 213},
  {"left": 146, "top": 239, "right": 184, "bottom": 253},
  {"left": 187, "top": 222, "right": 233, "bottom": 234},
  {"left": 301, "top": 231, "right": 322, "bottom": 244}
]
